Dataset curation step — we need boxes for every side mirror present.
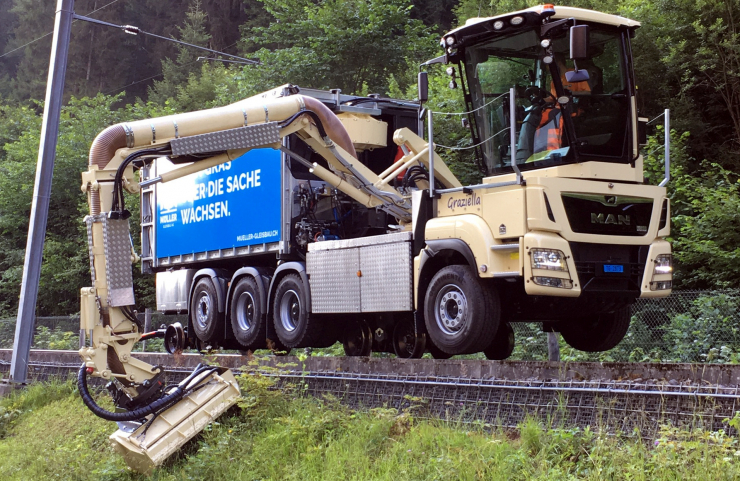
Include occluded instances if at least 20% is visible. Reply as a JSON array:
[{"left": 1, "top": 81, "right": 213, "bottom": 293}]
[
  {"left": 638, "top": 117, "right": 649, "bottom": 146},
  {"left": 418, "top": 71, "right": 429, "bottom": 103},
  {"left": 570, "top": 25, "right": 589, "bottom": 60}
]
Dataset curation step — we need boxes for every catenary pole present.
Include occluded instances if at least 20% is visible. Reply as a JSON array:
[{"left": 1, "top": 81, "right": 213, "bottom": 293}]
[{"left": 10, "top": 0, "right": 75, "bottom": 383}]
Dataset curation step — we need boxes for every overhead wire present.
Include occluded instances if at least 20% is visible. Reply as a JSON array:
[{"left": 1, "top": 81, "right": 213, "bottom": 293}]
[
  {"left": 0, "top": 0, "right": 125, "bottom": 60},
  {"left": 2, "top": 2, "right": 253, "bottom": 98},
  {"left": 102, "top": 40, "right": 242, "bottom": 96},
  {"left": 72, "top": 14, "right": 257, "bottom": 65}
]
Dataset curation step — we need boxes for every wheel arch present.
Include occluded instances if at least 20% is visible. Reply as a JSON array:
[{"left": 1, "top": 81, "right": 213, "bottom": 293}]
[
  {"left": 417, "top": 239, "right": 477, "bottom": 311},
  {"left": 188, "top": 268, "right": 229, "bottom": 314},
  {"left": 187, "top": 268, "right": 228, "bottom": 344}
]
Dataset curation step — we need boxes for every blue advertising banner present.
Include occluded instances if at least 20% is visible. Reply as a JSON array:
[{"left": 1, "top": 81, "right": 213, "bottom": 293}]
[{"left": 155, "top": 148, "right": 282, "bottom": 258}]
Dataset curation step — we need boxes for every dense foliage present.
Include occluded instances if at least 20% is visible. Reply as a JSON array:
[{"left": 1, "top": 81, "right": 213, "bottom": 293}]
[{"left": 0, "top": 0, "right": 739, "bottom": 317}]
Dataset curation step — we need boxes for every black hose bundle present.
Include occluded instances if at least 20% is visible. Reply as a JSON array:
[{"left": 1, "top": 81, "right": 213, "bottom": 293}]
[
  {"left": 111, "top": 146, "right": 171, "bottom": 214},
  {"left": 78, "top": 363, "right": 218, "bottom": 422},
  {"left": 279, "top": 109, "right": 328, "bottom": 139},
  {"left": 402, "top": 165, "right": 445, "bottom": 190}
]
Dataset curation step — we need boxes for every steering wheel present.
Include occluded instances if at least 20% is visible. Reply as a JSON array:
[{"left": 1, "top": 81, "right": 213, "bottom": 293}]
[{"left": 525, "top": 86, "right": 556, "bottom": 107}]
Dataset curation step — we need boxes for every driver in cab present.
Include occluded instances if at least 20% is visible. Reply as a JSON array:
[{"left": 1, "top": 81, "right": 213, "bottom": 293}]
[{"left": 517, "top": 55, "right": 597, "bottom": 163}]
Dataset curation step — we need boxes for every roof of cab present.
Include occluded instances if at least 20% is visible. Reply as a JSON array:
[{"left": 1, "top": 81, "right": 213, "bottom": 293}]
[{"left": 448, "top": 5, "right": 640, "bottom": 38}]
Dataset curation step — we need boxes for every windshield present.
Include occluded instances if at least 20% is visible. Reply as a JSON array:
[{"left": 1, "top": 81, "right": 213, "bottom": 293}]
[{"left": 463, "top": 26, "right": 630, "bottom": 174}]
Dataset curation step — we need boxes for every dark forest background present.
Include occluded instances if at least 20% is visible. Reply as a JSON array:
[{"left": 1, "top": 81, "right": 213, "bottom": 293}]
[{"left": 0, "top": 0, "right": 739, "bottom": 316}]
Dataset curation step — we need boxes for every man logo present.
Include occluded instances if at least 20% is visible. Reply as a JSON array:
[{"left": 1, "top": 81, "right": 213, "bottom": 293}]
[{"left": 591, "top": 213, "right": 630, "bottom": 225}]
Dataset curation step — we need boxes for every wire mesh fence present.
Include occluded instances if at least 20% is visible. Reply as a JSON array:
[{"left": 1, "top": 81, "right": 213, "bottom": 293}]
[
  {"left": 510, "top": 290, "right": 740, "bottom": 363},
  {"left": 0, "top": 290, "right": 738, "bottom": 363}
]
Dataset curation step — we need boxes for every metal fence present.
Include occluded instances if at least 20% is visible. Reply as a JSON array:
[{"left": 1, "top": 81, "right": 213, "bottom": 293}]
[
  {"left": 1, "top": 290, "right": 738, "bottom": 363},
  {"left": 511, "top": 290, "right": 740, "bottom": 363}
]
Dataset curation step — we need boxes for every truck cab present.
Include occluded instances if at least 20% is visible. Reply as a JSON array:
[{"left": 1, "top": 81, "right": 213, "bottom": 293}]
[{"left": 416, "top": 5, "right": 671, "bottom": 355}]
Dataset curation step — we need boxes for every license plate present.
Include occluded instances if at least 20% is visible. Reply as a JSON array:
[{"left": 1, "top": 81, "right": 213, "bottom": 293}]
[{"left": 603, "top": 264, "right": 624, "bottom": 273}]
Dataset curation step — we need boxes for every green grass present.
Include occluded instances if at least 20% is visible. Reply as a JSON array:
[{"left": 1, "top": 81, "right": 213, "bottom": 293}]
[{"left": 1, "top": 375, "right": 740, "bottom": 480}]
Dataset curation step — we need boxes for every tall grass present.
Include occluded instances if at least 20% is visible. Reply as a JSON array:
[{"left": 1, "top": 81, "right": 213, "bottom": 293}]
[{"left": 1, "top": 374, "right": 739, "bottom": 480}]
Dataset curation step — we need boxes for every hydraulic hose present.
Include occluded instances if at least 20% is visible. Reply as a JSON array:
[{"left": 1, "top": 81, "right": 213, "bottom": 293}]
[
  {"left": 77, "top": 363, "right": 217, "bottom": 422},
  {"left": 279, "top": 109, "right": 329, "bottom": 140}
]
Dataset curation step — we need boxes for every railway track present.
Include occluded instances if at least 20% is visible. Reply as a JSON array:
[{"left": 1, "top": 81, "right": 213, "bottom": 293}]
[{"left": 2, "top": 349, "right": 740, "bottom": 438}]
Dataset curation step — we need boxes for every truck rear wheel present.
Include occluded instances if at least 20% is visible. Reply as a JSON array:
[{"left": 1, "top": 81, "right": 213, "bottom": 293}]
[
  {"left": 424, "top": 265, "right": 499, "bottom": 355},
  {"left": 272, "top": 274, "right": 324, "bottom": 348},
  {"left": 559, "top": 306, "right": 631, "bottom": 352},
  {"left": 342, "top": 319, "right": 373, "bottom": 356},
  {"left": 190, "top": 278, "right": 223, "bottom": 344},
  {"left": 483, "top": 322, "right": 515, "bottom": 360},
  {"left": 230, "top": 277, "right": 266, "bottom": 350},
  {"left": 392, "top": 315, "right": 426, "bottom": 359}
]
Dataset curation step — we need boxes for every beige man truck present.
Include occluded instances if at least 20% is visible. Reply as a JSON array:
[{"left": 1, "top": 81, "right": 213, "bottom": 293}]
[{"left": 77, "top": 5, "right": 671, "bottom": 472}]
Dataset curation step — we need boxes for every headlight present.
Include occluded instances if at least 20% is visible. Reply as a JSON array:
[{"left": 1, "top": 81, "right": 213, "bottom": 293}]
[
  {"left": 493, "top": 20, "right": 504, "bottom": 30},
  {"left": 530, "top": 248, "right": 569, "bottom": 272},
  {"left": 650, "top": 253, "right": 672, "bottom": 290},
  {"left": 654, "top": 254, "right": 672, "bottom": 274},
  {"left": 510, "top": 16, "right": 524, "bottom": 26},
  {"left": 445, "top": 36, "right": 456, "bottom": 46}
]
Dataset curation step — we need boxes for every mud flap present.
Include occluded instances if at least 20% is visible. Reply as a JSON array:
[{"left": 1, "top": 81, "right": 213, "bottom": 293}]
[{"left": 109, "top": 369, "right": 241, "bottom": 474}]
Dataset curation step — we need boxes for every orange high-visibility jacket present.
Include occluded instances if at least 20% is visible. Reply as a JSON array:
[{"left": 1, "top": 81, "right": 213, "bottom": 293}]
[{"left": 533, "top": 70, "right": 591, "bottom": 153}]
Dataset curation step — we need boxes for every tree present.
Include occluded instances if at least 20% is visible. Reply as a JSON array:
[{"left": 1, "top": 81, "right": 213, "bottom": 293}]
[
  {"left": 643, "top": 128, "right": 740, "bottom": 289},
  {"left": 410, "top": 0, "right": 459, "bottom": 32},
  {"left": 148, "top": 0, "right": 213, "bottom": 106},
  {"left": 622, "top": 0, "right": 740, "bottom": 171},
  {"left": 0, "top": 93, "right": 164, "bottom": 316},
  {"left": 240, "top": 0, "right": 436, "bottom": 96}
]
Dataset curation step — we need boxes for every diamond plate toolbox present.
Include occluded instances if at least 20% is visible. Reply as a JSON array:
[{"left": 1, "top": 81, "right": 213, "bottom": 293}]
[
  {"left": 307, "top": 232, "right": 412, "bottom": 313},
  {"left": 103, "top": 217, "right": 135, "bottom": 307}
]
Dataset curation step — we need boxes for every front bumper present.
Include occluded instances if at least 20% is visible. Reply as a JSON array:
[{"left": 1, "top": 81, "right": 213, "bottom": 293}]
[{"left": 523, "top": 232, "right": 671, "bottom": 298}]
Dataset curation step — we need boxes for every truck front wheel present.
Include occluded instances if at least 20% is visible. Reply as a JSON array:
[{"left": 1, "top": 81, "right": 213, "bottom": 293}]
[
  {"left": 424, "top": 265, "right": 499, "bottom": 355},
  {"left": 230, "top": 277, "right": 266, "bottom": 350},
  {"left": 559, "top": 306, "right": 631, "bottom": 352},
  {"left": 272, "top": 274, "right": 324, "bottom": 348},
  {"left": 190, "top": 278, "right": 223, "bottom": 344}
]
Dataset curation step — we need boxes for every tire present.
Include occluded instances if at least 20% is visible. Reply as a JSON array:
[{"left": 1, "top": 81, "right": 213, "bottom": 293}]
[
  {"left": 424, "top": 265, "right": 499, "bottom": 355},
  {"left": 230, "top": 277, "right": 266, "bottom": 350},
  {"left": 343, "top": 319, "right": 373, "bottom": 357},
  {"left": 190, "top": 277, "right": 223, "bottom": 344},
  {"left": 392, "top": 316, "right": 426, "bottom": 359},
  {"left": 427, "top": 340, "right": 453, "bottom": 359},
  {"left": 484, "top": 322, "right": 515, "bottom": 360},
  {"left": 559, "top": 306, "right": 631, "bottom": 352},
  {"left": 272, "top": 274, "right": 325, "bottom": 348}
]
